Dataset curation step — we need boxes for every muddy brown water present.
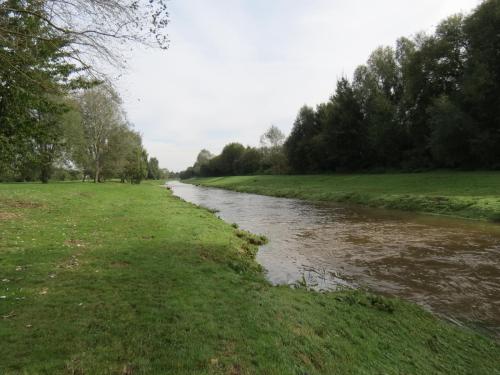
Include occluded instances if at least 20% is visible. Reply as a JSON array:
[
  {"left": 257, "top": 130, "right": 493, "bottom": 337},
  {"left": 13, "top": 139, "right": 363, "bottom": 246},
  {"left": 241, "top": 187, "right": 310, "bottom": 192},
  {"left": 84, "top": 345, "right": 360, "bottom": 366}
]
[{"left": 168, "top": 181, "right": 500, "bottom": 337}]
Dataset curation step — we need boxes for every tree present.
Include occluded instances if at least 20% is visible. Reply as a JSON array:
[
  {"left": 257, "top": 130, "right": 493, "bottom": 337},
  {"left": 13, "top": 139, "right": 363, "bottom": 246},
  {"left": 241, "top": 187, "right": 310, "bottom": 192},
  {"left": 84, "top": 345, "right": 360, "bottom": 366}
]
[
  {"left": 285, "top": 106, "right": 313, "bottom": 172},
  {"left": 147, "top": 157, "right": 161, "bottom": 180},
  {"left": 462, "top": 0, "right": 500, "bottom": 167},
  {"left": 260, "top": 125, "right": 285, "bottom": 149},
  {"left": 0, "top": 1, "right": 82, "bottom": 181},
  {"left": 324, "top": 79, "right": 368, "bottom": 171},
  {"left": 193, "top": 149, "right": 213, "bottom": 176},
  {"left": 218, "top": 143, "right": 245, "bottom": 176},
  {"left": 0, "top": 0, "right": 169, "bottom": 182},
  {"left": 159, "top": 168, "right": 170, "bottom": 180},
  {"left": 77, "top": 86, "right": 123, "bottom": 182},
  {"left": 125, "top": 147, "right": 148, "bottom": 184},
  {"left": 353, "top": 58, "right": 405, "bottom": 168},
  {"left": 32, "top": 101, "right": 68, "bottom": 183},
  {"left": 103, "top": 124, "right": 143, "bottom": 181},
  {"left": 428, "top": 95, "right": 473, "bottom": 167},
  {"left": 236, "top": 147, "right": 262, "bottom": 175},
  {"left": 179, "top": 167, "right": 195, "bottom": 180},
  {"left": 0, "top": 0, "right": 169, "bottom": 79},
  {"left": 260, "top": 125, "right": 287, "bottom": 174}
]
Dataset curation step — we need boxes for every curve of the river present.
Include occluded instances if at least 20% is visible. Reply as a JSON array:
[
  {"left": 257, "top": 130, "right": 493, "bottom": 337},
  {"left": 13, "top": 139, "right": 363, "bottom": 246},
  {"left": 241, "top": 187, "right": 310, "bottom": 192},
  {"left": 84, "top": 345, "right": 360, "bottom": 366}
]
[{"left": 168, "top": 181, "right": 500, "bottom": 337}]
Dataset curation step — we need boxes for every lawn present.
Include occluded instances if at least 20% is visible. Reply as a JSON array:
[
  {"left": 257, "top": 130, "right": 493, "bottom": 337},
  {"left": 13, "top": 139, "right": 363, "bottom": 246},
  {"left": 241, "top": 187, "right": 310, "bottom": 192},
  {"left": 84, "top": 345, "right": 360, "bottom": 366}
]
[
  {"left": 1, "top": 181, "right": 499, "bottom": 374},
  {"left": 188, "top": 172, "right": 500, "bottom": 221}
]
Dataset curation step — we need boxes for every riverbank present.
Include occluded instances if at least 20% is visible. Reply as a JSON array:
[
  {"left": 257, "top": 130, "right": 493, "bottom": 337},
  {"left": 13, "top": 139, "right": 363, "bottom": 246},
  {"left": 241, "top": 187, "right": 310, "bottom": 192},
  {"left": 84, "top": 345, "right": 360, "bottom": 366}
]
[
  {"left": 187, "top": 172, "right": 500, "bottom": 221},
  {"left": 1, "top": 182, "right": 499, "bottom": 374}
]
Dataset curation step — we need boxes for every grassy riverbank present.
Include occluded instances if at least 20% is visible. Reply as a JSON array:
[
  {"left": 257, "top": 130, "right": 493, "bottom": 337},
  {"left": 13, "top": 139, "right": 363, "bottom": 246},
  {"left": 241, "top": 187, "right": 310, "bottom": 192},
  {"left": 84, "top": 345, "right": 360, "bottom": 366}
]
[
  {"left": 1, "top": 182, "right": 499, "bottom": 374},
  {"left": 187, "top": 172, "right": 500, "bottom": 221}
]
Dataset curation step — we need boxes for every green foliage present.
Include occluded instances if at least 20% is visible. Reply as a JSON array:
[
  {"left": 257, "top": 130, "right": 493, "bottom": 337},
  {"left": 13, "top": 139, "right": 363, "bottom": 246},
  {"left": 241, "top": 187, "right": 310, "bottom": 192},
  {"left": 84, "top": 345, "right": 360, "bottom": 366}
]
[
  {"left": 236, "top": 147, "right": 262, "bottom": 175},
  {"left": 218, "top": 143, "right": 245, "bottom": 175},
  {"left": 285, "top": 1, "right": 500, "bottom": 174},
  {"left": 462, "top": 0, "right": 500, "bottom": 167},
  {"left": 147, "top": 157, "right": 161, "bottom": 179},
  {"left": 0, "top": 1, "right": 166, "bottom": 183},
  {"left": 429, "top": 96, "right": 473, "bottom": 167},
  {"left": 192, "top": 149, "right": 214, "bottom": 176},
  {"left": 285, "top": 105, "right": 325, "bottom": 173},
  {"left": 324, "top": 78, "right": 368, "bottom": 170},
  {"left": 181, "top": 127, "right": 288, "bottom": 178},
  {"left": 125, "top": 147, "right": 148, "bottom": 184},
  {"left": 0, "top": 1, "right": 84, "bottom": 181}
]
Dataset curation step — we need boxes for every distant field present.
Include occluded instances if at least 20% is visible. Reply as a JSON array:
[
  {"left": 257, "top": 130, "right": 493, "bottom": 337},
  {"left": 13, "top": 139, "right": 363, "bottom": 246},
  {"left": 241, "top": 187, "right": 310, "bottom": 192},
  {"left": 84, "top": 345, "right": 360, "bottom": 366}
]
[
  {"left": 1, "top": 181, "right": 499, "bottom": 374},
  {"left": 188, "top": 172, "right": 500, "bottom": 221}
]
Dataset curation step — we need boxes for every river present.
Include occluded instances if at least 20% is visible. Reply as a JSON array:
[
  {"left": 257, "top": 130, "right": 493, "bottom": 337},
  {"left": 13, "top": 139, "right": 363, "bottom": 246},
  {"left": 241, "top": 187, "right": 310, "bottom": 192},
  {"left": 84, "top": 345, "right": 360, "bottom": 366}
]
[{"left": 168, "top": 181, "right": 500, "bottom": 337}]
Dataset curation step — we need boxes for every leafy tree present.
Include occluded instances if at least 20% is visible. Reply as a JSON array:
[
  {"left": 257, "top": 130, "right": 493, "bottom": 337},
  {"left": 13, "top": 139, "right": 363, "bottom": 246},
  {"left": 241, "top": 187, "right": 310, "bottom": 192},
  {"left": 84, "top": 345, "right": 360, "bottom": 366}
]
[
  {"left": 218, "top": 143, "right": 245, "bottom": 176},
  {"left": 284, "top": 106, "right": 322, "bottom": 173},
  {"left": 159, "top": 168, "right": 170, "bottom": 179},
  {"left": 147, "top": 157, "right": 161, "bottom": 180},
  {"left": 103, "top": 124, "right": 143, "bottom": 182},
  {"left": 428, "top": 95, "right": 473, "bottom": 167},
  {"left": 237, "top": 147, "right": 262, "bottom": 175},
  {"left": 193, "top": 149, "right": 213, "bottom": 176},
  {"left": 0, "top": 0, "right": 169, "bottom": 182},
  {"left": 353, "top": 58, "right": 405, "bottom": 168},
  {"left": 32, "top": 101, "right": 68, "bottom": 183},
  {"left": 0, "top": 0, "right": 82, "bottom": 181},
  {"left": 125, "top": 147, "right": 148, "bottom": 184},
  {"left": 324, "top": 79, "right": 368, "bottom": 171},
  {"left": 179, "top": 167, "right": 195, "bottom": 180},
  {"left": 462, "top": 0, "right": 500, "bottom": 167},
  {"left": 77, "top": 86, "right": 123, "bottom": 182}
]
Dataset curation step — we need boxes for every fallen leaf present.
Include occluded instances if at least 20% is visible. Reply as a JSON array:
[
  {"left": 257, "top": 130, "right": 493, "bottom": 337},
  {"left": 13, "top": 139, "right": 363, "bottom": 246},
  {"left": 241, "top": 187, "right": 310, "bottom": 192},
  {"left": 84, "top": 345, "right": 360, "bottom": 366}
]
[{"left": 2, "top": 311, "right": 15, "bottom": 319}]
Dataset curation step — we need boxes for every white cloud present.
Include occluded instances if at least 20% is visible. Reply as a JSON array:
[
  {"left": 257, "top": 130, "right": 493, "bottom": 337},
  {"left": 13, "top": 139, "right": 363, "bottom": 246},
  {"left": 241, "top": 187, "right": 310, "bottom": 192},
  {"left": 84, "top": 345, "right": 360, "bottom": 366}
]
[{"left": 116, "top": 0, "right": 481, "bottom": 171}]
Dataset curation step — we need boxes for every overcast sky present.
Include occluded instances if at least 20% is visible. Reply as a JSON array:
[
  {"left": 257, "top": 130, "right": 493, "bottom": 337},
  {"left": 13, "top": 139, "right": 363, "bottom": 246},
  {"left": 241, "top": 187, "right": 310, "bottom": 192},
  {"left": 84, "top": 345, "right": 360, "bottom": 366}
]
[{"left": 117, "top": 0, "right": 480, "bottom": 171}]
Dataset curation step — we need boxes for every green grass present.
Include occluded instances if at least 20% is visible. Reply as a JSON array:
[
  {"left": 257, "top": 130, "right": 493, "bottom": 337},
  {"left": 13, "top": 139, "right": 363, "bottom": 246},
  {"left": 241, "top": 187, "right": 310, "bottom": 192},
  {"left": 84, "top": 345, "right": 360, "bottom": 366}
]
[
  {"left": 1, "top": 181, "right": 499, "bottom": 374},
  {"left": 188, "top": 172, "right": 500, "bottom": 221}
]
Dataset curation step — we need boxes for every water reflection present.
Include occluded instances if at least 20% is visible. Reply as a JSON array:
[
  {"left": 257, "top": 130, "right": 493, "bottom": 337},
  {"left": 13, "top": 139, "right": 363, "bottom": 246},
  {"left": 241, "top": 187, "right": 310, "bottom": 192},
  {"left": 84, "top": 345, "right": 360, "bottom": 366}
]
[{"left": 168, "top": 181, "right": 500, "bottom": 337}]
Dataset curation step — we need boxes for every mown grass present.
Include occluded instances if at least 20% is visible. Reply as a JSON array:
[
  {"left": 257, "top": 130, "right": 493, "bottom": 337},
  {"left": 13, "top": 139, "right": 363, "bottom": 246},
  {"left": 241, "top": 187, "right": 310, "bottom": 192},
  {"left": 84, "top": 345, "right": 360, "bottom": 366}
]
[
  {"left": 1, "top": 181, "right": 499, "bottom": 374},
  {"left": 188, "top": 172, "right": 500, "bottom": 221}
]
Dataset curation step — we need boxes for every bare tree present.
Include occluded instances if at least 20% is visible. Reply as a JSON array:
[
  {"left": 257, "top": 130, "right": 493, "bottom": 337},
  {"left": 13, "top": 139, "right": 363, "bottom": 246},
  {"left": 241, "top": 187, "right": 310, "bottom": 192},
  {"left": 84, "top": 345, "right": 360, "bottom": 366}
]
[
  {"left": 0, "top": 0, "right": 169, "bottom": 79},
  {"left": 260, "top": 125, "right": 286, "bottom": 150}
]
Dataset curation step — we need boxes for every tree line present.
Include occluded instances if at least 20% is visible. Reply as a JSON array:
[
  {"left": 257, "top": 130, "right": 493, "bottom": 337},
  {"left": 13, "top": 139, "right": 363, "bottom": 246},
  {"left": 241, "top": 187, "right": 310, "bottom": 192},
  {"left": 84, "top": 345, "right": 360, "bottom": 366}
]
[
  {"left": 179, "top": 126, "right": 287, "bottom": 179},
  {"left": 181, "top": 0, "right": 500, "bottom": 178},
  {"left": 0, "top": 0, "right": 169, "bottom": 183}
]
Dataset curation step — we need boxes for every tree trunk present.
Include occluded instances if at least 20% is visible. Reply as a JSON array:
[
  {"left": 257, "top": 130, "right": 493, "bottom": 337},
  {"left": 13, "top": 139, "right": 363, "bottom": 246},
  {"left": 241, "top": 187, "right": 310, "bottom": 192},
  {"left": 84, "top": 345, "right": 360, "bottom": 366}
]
[
  {"left": 94, "top": 159, "right": 100, "bottom": 183},
  {"left": 40, "top": 170, "right": 49, "bottom": 184},
  {"left": 40, "top": 163, "right": 50, "bottom": 184}
]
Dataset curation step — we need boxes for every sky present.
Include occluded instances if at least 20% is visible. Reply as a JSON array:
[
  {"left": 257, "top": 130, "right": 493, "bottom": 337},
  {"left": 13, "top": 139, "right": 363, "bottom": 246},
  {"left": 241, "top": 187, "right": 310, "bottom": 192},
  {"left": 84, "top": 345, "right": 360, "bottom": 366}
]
[{"left": 117, "top": 0, "right": 481, "bottom": 171}]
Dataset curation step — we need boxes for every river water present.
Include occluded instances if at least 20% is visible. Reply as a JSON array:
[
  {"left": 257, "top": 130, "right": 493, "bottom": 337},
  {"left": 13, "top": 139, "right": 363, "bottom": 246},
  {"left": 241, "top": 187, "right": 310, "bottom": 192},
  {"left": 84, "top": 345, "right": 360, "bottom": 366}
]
[{"left": 168, "top": 181, "right": 500, "bottom": 337}]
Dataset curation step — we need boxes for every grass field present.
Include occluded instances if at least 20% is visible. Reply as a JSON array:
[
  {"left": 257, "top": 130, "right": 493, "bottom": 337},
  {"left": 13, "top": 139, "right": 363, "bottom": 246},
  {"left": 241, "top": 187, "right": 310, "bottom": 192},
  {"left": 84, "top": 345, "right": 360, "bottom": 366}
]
[
  {"left": 1, "top": 181, "right": 499, "bottom": 374},
  {"left": 188, "top": 172, "right": 500, "bottom": 221}
]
